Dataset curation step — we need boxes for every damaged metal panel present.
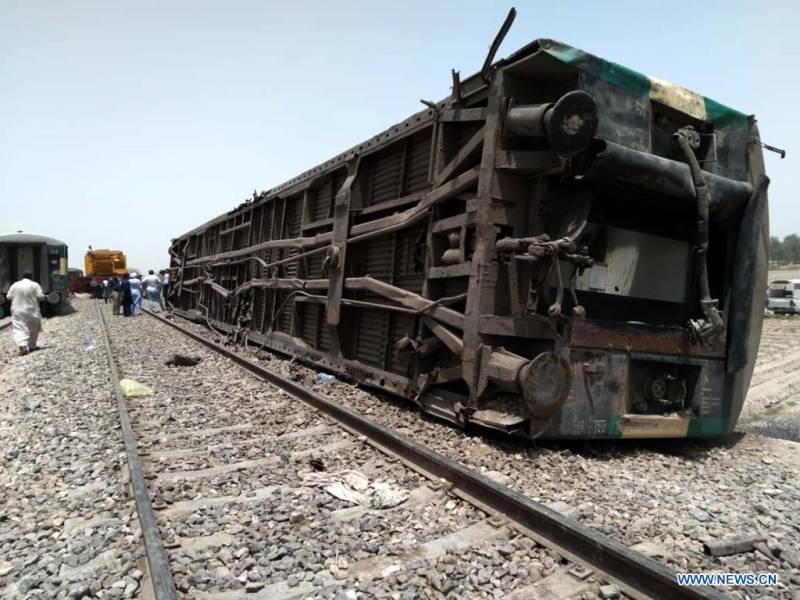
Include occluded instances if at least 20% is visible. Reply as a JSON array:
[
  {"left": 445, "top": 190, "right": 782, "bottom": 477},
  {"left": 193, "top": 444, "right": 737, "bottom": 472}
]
[{"left": 168, "top": 16, "right": 769, "bottom": 439}]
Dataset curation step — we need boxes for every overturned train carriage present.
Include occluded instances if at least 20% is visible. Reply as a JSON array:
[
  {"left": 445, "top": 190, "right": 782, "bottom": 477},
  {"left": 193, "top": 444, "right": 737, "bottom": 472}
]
[{"left": 169, "top": 38, "right": 769, "bottom": 439}]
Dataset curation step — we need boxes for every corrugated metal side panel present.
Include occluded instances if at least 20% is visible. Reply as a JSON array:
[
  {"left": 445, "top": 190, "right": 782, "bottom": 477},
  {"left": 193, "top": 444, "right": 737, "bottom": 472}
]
[
  {"left": 276, "top": 290, "right": 294, "bottom": 335},
  {"left": 286, "top": 196, "right": 303, "bottom": 238},
  {"left": 368, "top": 145, "right": 403, "bottom": 205},
  {"left": 311, "top": 183, "right": 332, "bottom": 222},
  {"left": 252, "top": 289, "right": 266, "bottom": 334},
  {"left": 283, "top": 248, "right": 299, "bottom": 278},
  {"left": 266, "top": 288, "right": 278, "bottom": 333},
  {"left": 405, "top": 130, "right": 432, "bottom": 194},
  {"left": 251, "top": 206, "right": 263, "bottom": 244},
  {"left": 220, "top": 223, "right": 233, "bottom": 253},
  {"left": 299, "top": 303, "right": 319, "bottom": 348},
  {"left": 311, "top": 168, "right": 346, "bottom": 223},
  {"left": 234, "top": 228, "right": 249, "bottom": 250},
  {"left": 306, "top": 253, "right": 324, "bottom": 279},
  {"left": 260, "top": 204, "right": 274, "bottom": 242},
  {"left": 233, "top": 211, "right": 251, "bottom": 250},
  {"left": 396, "top": 273, "right": 425, "bottom": 297},
  {"left": 364, "top": 236, "right": 394, "bottom": 284},
  {"left": 356, "top": 309, "right": 387, "bottom": 369}
]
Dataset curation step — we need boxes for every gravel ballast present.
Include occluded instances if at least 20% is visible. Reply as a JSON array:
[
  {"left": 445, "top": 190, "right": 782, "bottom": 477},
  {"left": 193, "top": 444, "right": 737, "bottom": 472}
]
[
  {"left": 0, "top": 302, "right": 146, "bottom": 599},
  {"left": 101, "top": 300, "right": 589, "bottom": 599},
  {"left": 4, "top": 297, "right": 798, "bottom": 599},
  {"left": 174, "top": 308, "right": 800, "bottom": 599}
]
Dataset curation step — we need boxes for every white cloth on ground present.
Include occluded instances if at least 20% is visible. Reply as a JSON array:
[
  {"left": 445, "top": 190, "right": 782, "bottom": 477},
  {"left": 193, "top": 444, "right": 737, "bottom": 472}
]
[{"left": 302, "top": 470, "right": 408, "bottom": 509}]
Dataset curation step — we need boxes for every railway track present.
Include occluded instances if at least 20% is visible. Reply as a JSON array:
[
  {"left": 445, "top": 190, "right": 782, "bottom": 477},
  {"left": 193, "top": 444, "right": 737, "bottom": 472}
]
[{"left": 94, "top": 301, "right": 722, "bottom": 599}]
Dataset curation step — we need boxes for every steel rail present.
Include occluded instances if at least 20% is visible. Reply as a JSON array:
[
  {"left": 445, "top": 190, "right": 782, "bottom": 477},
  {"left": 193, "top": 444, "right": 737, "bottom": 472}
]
[
  {"left": 96, "top": 303, "right": 178, "bottom": 600},
  {"left": 144, "top": 308, "right": 725, "bottom": 600}
]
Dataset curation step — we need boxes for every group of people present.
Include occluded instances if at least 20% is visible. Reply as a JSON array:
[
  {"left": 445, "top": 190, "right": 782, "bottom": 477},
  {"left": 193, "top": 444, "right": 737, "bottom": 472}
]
[
  {"left": 4, "top": 269, "right": 173, "bottom": 356},
  {"left": 100, "top": 269, "right": 171, "bottom": 317}
]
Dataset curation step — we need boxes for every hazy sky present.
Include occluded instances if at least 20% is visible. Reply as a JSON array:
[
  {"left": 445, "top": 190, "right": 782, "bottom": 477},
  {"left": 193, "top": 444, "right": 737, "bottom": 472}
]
[{"left": 1, "top": 1, "right": 796, "bottom": 271}]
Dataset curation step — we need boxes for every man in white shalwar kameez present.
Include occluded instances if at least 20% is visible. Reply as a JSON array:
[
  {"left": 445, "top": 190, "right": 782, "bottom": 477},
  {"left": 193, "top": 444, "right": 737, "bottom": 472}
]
[{"left": 7, "top": 271, "right": 45, "bottom": 355}]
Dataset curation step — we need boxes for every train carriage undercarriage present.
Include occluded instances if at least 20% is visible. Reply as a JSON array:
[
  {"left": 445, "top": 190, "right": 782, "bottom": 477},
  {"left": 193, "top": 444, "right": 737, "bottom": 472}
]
[{"left": 169, "top": 18, "right": 770, "bottom": 439}]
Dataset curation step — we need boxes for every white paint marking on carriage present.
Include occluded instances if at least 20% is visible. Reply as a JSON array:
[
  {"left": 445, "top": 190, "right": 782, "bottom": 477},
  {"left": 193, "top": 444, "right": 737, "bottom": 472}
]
[
  {"left": 500, "top": 567, "right": 594, "bottom": 599},
  {"left": 197, "top": 521, "right": 511, "bottom": 600},
  {"left": 154, "top": 438, "right": 358, "bottom": 483},
  {"left": 147, "top": 424, "right": 336, "bottom": 459}
]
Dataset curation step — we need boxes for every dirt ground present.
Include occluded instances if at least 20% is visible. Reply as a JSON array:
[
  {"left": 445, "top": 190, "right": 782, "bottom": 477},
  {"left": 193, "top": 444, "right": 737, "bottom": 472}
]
[{"left": 739, "top": 268, "right": 800, "bottom": 440}]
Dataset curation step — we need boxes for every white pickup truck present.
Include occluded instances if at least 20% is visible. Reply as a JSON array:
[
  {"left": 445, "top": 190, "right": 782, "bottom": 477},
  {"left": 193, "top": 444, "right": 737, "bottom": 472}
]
[{"left": 767, "top": 279, "right": 800, "bottom": 315}]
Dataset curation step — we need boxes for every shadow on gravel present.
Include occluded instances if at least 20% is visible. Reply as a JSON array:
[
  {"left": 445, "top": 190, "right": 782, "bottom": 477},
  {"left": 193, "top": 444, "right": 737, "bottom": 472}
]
[
  {"left": 363, "top": 386, "right": 755, "bottom": 464},
  {"left": 45, "top": 298, "right": 77, "bottom": 317},
  {"left": 177, "top": 317, "right": 765, "bottom": 465},
  {"left": 737, "top": 419, "right": 800, "bottom": 442},
  {"left": 461, "top": 426, "right": 750, "bottom": 464},
  {"left": 330, "top": 387, "right": 736, "bottom": 467}
]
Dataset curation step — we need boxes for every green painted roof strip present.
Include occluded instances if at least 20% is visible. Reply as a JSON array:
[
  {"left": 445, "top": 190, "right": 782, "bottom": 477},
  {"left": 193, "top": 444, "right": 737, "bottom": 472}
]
[
  {"left": 536, "top": 39, "right": 747, "bottom": 129},
  {"left": 538, "top": 39, "right": 651, "bottom": 97},
  {"left": 704, "top": 96, "right": 748, "bottom": 128}
]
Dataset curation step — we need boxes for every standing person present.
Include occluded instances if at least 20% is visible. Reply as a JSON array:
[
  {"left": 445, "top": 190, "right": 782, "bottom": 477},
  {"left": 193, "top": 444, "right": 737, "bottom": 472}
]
[
  {"left": 121, "top": 273, "right": 133, "bottom": 317},
  {"left": 160, "top": 269, "right": 171, "bottom": 310},
  {"left": 6, "top": 271, "right": 45, "bottom": 355},
  {"left": 130, "top": 272, "right": 143, "bottom": 316},
  {"left": 101, "top": 279, "right": 111, "bottom": 304},
  {"left": 142, "top": 270, "right": 161, "bottom": 312},
  {"left": 110, "top": 276, "right": 122, "bottom": 315}
]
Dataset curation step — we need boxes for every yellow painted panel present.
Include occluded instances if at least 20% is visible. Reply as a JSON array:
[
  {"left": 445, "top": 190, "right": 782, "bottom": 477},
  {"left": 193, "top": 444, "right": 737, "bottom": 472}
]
[
  {"left": 649, "top": 77, "right": 706, "bottom": 121},
  {"left": 617, "top": 414, "right": 690, "bottom": 438}
]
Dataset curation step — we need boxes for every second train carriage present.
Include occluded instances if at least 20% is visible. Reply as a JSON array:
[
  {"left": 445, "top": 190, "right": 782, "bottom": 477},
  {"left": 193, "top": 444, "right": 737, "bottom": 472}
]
[
  {"left": 0, "top": 233, "right": 70, "bottom": 315},
  {"left": 168, "top": 35, "right": 769, "bottom": 440}
]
